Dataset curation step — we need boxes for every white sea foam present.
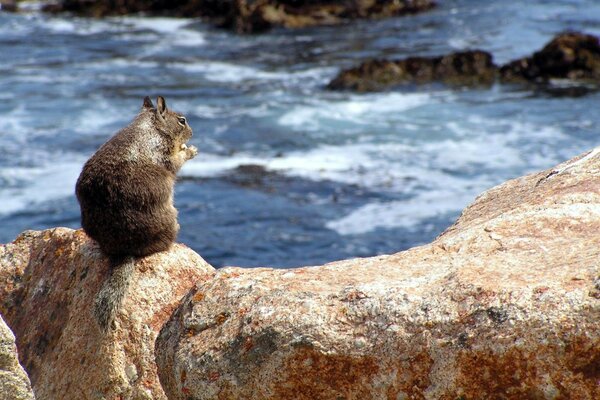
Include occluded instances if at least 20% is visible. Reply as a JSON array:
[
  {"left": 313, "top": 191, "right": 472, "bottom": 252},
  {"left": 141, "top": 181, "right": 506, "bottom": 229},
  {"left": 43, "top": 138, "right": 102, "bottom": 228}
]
[
  {"left": 278, "top": 92, "right": 432, "bottom": 132},
  {"left": 184, "top": 108, "right": 573, "bottom": 236},
  {"left": 40, "top": 17, "right": 116, "bottom": 35},
  {"left": 0, "top": 159, "right": 84, "bottom": 215},
  {"left": 326, "top": 189, "right": 477, "bottom": 236},
  {"left": 172, "top": 61, "right": 335, "bottom": 84},
  {"left": 127, "top": 17, "right": 206, "bottom": 46},
  {"left": 126, "top": 17, "right": 191, "bottom": 34},
  {"left": 38, "top": 15, "right": 205, "bottom": 47}
]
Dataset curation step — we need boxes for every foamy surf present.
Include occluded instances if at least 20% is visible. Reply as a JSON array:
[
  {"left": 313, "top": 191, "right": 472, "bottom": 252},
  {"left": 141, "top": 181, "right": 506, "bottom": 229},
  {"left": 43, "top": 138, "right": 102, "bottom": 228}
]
[
  {"left": 277, "top": 92, "right": 433, "bottom": 132},
  {"left": 171, "top": 61, "right": 336, "bottom": 85},
  {"left": 0, "top": 160, "right": 84, "bottom": 215}
]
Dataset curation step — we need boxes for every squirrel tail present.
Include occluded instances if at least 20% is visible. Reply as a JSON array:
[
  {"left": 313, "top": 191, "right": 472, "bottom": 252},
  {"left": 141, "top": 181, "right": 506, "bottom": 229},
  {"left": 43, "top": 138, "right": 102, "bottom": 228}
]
[{"left": 94, "top": 256, "right": 136, "bottom": 332}]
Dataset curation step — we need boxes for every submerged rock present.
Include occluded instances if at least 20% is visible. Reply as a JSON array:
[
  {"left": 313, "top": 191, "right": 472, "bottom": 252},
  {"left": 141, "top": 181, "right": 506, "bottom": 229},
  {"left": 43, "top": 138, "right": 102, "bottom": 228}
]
[
  {"left": 0, "top": 228, "right": 215, "bottom": 400},
  {"left": 156, "top": 148, "right": 600, "bottom": 399},
  {"left": 500, "top": 31, "right": 600, "bottom": 83},
  {"left": 43, "top": 0, "right": 436, "bottom": 33},
  {"left": 328, "top": 50, "right": 497, "bottom": 91},
  {"left": 0, "top": 315, "right": 34, "bottom": 400}
]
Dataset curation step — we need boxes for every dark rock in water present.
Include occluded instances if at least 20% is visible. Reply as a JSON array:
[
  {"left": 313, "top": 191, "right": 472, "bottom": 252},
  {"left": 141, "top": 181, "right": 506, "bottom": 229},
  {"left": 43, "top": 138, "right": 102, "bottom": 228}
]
[
  {"left": 227, "top": 164, "right": 283, "bottom": 189},
  {"left": 328, "top": 50, "right": 497, "bottom": 92},
  {"left": 42, "top": 0, "right": 436, "bottom": 33},
  {"left": 500, "top": 32, "right": 600, "bottom": 83},
  {"left": 0, "top": 0, "right": 18, "bottom": 12},
  {"left": 329, "top": 32, "right": 600, "bottom": 93}
]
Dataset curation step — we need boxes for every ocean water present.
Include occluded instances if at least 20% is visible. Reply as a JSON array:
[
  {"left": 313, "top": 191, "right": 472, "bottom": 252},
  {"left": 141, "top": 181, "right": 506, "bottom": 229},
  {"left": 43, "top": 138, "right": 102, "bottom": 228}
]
[{"left": 1, "top": 1, "right": 599, "bottom": 268}]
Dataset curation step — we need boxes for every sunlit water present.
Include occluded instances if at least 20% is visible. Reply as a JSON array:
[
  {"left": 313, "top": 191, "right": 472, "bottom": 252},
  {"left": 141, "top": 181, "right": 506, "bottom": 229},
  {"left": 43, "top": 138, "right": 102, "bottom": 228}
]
[{"left": 1, "top": 0, "right": 600, "bottom": 267}]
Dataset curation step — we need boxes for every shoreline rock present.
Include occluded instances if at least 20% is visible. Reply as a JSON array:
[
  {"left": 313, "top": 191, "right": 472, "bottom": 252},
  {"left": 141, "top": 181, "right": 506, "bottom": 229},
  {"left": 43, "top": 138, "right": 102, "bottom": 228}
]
[
  {"left": 0, "top": 228, "right": 215, "bottom": 400},
  {"left": 0, "top": 315, "right": 34, "bottom": 400},
  {"left": 329, "top": 31, "right": 600, "bottom": 92},
  {"left": 327, "top": 50, "right": 497, "bottom": 91},
  {"left": 500, "top": 31, "right": 600, "bottom": 83},
  {"left": 42, "top": 0, "right": 436, "bottom": 33},
  {"left": 156, "top": 148, "right": 600, "bottom": 399}
]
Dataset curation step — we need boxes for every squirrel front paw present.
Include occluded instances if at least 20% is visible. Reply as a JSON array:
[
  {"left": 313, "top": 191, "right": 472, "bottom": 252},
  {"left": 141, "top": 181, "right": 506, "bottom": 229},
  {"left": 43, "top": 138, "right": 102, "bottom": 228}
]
[
  {"left": 186, "top": 145, "right": 198, "bottom": 159},
  {"left": 180, "top": 144, "right": 198, "bottom": 160}
]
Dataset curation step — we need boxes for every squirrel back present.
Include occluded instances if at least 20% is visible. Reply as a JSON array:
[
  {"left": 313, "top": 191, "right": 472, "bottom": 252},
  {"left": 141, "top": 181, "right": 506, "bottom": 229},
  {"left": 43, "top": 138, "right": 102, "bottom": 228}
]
[{"left": 76, "top": 96, "right": 198, "bottom": 330}]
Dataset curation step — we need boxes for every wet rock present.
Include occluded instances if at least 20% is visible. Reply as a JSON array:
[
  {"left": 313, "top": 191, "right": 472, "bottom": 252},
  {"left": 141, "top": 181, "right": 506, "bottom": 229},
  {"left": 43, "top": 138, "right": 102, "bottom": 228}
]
[
  {"left": 500, "top": 31, "right": 600, "bottom": 83},
  {"left": 0, "top": 228, "right": 215, "bottom": 400},
  {"left": 0, "top": 315, "right": 34, "bottom": 400},
  {"left": 0, "top": 1, "right": 17, "bottom": 12},
  {"left": 329, "top": 32, "right": 600, "bottom": 92},
  {"left": 156, "top": 148, "right": 600, "bottom": 399},
  {"left": 43, "top": 0, "right": 436, "bottom": 33},
  {"left": 226, "top": 164, "right": 280, "bottom": 189},
  {"left": 328, "top": 50, "right": 497, "bottom": 91}
]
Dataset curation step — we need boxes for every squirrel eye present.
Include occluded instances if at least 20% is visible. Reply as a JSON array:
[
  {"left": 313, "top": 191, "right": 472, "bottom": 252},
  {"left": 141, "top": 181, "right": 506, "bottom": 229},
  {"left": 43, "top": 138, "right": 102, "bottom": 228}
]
[{"left": 177, "top": 116, "right": 186, "bottom": 126}]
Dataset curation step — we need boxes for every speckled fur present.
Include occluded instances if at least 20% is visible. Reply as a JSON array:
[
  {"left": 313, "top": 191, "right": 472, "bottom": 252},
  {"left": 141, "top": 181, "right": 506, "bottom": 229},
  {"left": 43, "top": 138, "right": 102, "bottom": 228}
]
[{"left": 76, "top": 96, "right": 197, "bottom": 330}]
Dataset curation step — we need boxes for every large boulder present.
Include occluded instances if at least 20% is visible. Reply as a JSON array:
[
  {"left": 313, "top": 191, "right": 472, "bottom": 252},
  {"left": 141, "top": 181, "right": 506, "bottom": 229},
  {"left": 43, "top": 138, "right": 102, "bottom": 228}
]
[
  {"left": 43, "top": 0, "right": 436, "bottom": 33},
  {"left": 156, "top": 148, "right": 600, "bottom": 399},
  {"left": 0, "top": 314, "right": 34, "bottom": 400},
  {"left": 0, "top": 228, "right": 215, "bottom": 400},
  {"left": 327, "top": 50, "right": 497, "bottom": 91},
  {"left": 500, "top": 31, "right": 600, "bottom": 83}
]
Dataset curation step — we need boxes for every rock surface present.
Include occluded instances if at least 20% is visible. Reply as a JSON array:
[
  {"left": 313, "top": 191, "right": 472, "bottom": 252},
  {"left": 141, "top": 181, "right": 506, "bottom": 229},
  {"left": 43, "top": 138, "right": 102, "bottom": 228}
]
[
  {"left": 328, "top": 50, "right": 497, "bottom": 91},
  {"left": 0, "top": 314, "right": 34, "bottom": 400},
  {"left": 500, "top": 32, "right": 600, "bottom": 83},
  {"left": 0, "top": 228, "right": 215, "bottom": 400},
  {"left": 156, "top": 148, "right": 600, "bottom": 399},
  {"left": 329, "top": 32, "right": 600, "bottom": 91},
  {"left": 43, "top": 0, "right": 436, "bottom": 33}
]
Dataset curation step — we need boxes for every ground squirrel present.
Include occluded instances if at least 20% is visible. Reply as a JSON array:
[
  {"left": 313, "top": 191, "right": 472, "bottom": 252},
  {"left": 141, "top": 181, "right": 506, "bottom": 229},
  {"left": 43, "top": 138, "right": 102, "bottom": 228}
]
[{"left": 76, "top": 96, "right": 198, "bottom": 331}]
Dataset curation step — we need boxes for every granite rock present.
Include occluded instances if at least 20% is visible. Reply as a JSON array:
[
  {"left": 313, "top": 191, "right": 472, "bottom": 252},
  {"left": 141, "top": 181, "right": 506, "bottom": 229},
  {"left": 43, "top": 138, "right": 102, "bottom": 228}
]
[
  {"left": 0, "top": 228, "right": 215, "bottom": 400},
  {"left": 0, "top": 314, "right": 34, "bottom": 400},
  {"left": 156, "top": 148, "right": 600, "bottom": 399}
]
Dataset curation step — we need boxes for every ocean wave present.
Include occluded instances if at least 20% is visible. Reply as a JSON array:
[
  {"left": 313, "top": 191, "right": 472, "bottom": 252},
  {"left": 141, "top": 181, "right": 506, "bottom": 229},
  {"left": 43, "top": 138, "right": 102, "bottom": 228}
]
[
  {"left": 0, "top": 159, "right": 84, "bottom": 215},
  {"left": 325, "top": 189, "right": 476, "bottom": 236},
  {"left": 171, "top": 61, "right": 335, "bottom": 85},
  {"left": 277, "top": 92, "right": 434, "bottom": 132}
]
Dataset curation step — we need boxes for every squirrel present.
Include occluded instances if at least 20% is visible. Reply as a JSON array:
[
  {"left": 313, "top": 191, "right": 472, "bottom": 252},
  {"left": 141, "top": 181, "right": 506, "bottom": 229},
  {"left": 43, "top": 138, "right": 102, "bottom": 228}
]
[{"left": 75, "top": 96, "right": 198, "bottom": 331}]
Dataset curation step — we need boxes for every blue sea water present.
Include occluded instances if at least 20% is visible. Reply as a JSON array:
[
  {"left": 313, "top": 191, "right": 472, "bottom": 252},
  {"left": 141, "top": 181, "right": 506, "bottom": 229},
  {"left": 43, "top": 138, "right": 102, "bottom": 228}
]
[{"left": 0, "top": 1, "right": 599, "bottom": 268}]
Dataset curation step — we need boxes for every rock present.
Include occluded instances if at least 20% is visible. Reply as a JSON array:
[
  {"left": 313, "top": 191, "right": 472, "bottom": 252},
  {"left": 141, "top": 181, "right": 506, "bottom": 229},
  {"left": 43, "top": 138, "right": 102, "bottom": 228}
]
[
  {"left": 327, "top": 50, "right": 498, "bottom": 91},
  {"left": 500, "top": 31, "right": 600, "bottom": 83},
  {"left": 43, "top": 0, "right": 436, "bottom": 33},
  {"left": 156, "top": 148, "right": 600, "bottom": 399},
  {"left": 0, "top": 228, "right": 215, "bottom": 400},
  {"left": 0, "top": 314, "right": 34, "bottom": 400},
  {"left": 329, "top": 32, "right": 600, "bottom": 92},
  {"left": 0, "top": 1, "right": 18, "bottom": 12}
]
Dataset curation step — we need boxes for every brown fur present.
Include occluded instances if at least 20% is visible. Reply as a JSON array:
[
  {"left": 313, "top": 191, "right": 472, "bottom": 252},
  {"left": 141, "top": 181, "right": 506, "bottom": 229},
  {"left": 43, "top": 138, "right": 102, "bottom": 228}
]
[{"left": 75, "top": 96, "right": 197, "bottom": 330}]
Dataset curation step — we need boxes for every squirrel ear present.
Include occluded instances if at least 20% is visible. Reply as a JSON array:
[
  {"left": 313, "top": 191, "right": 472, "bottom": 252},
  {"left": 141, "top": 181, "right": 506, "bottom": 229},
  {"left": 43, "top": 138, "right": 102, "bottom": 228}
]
[
  {"left": 156, "top": 96, "right": 167, "bottom": 118},
  {"left": 143, "top": 96, "right": 154, "bottom": 109}
]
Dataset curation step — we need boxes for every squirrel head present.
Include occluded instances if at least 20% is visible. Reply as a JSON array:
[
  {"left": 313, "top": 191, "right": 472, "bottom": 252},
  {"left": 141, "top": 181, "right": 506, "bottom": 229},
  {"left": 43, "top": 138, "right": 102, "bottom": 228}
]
[{"left": 143, "top": 96, "right": 193, "bottom": 145}]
